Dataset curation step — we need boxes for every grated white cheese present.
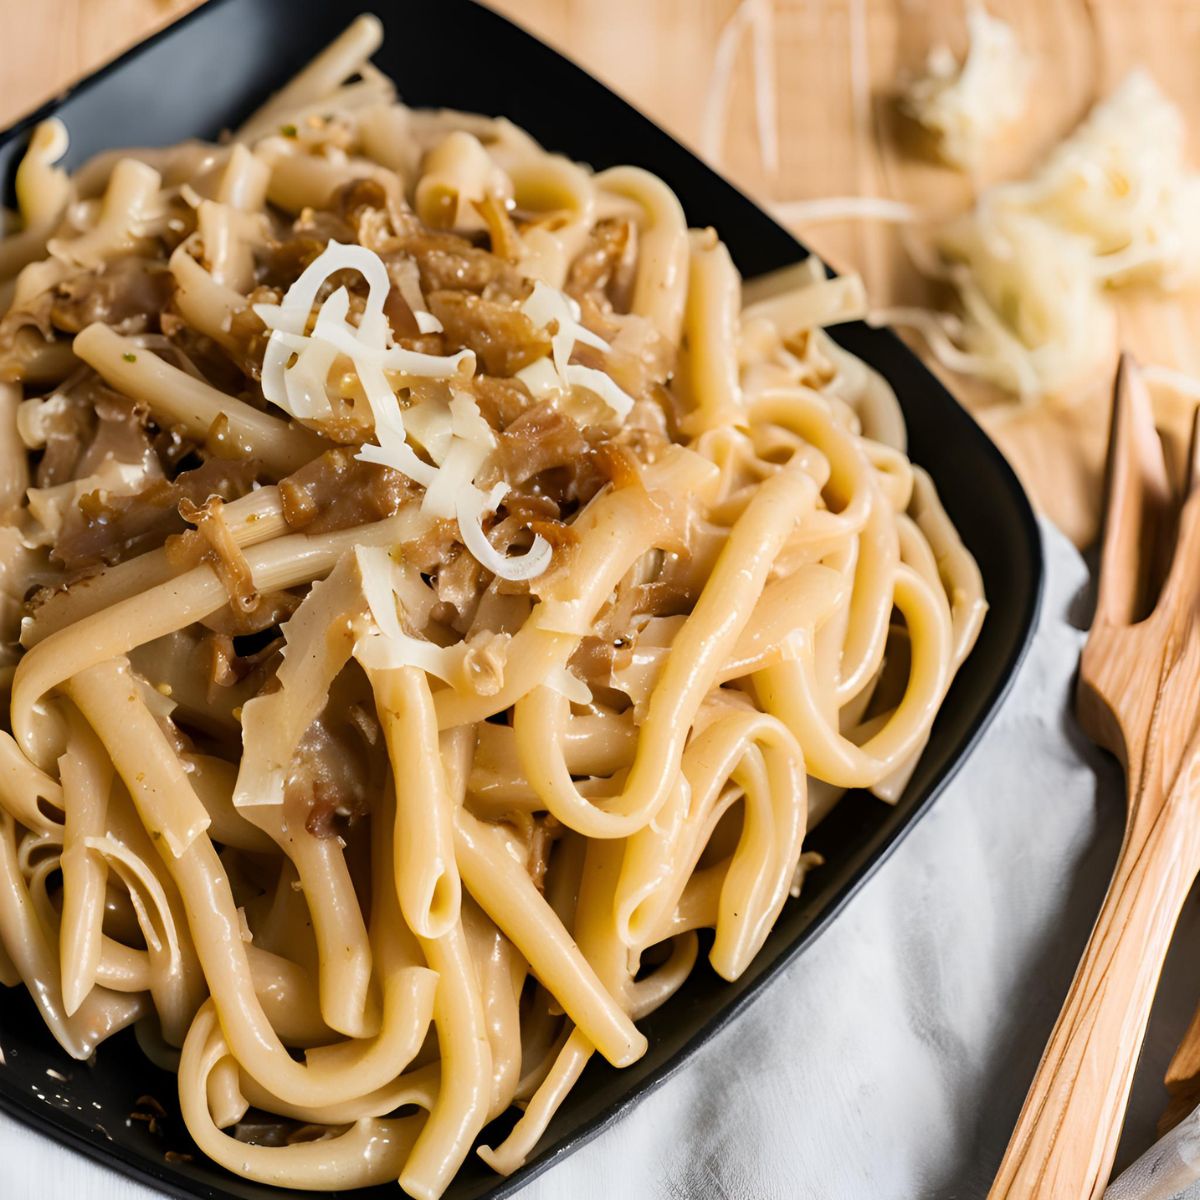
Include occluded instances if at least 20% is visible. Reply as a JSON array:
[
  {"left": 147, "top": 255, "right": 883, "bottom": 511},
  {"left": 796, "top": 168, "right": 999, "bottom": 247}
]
[
  {"left": 902, "top": 3, "right": 1032, "bottom": 172},
  {"left": 355, "top": 547, "right": 405, "bottom": 641},
  {"left": 882, "top": 70, "right": 1200, "bottom": 400},
  {"left": 255, "top": 243, "right": 625, "bottom": 582},
  {"left": 514, "top": 356, "right": 561, "bottom": 400},
  {"left": 518, "top": 282, "right": 635, "bottom": 418},
  {"left": 353, "top": 545, "right": 463, "bottom": 680},
  {"left": 253, "top": 240, "right": 471, "bottom": 435},
  {"left": 700, "top": 0, "right": 779, "bottom": 176},
  {"left": 1141, "top": 362, "right": 1200, "bottom": 400},
  {"left": 448, "top": 391, "right": 494, "bottom": 448},
  {"left": 771, "top": 197, "right": 919, "bottom": 228},
  {"left": 457, "top": 483, "right": 552, "bottom": 582},
  {"left": 353, "top": 546, "right": 522, "bottom": 691},
  {"left": 1008, "top": 70, "right": 1200, "bottom": 289}
]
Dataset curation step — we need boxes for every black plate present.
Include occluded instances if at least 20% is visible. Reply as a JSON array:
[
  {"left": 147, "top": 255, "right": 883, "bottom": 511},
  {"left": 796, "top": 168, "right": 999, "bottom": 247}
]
[{"left": 0, "top": 2, "right": 1043, "bottom": 1196}]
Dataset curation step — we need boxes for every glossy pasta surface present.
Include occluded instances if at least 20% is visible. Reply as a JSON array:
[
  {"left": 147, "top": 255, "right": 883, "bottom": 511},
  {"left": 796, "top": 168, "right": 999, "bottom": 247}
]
[{"left": 0, "top": 16, "right": 985, "bottom": 1196}]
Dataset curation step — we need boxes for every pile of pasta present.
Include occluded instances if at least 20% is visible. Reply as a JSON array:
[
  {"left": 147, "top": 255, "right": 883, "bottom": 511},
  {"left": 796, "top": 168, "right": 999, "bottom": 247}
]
[{"left": 0, "top": 16, "right": 985, "bottom": 1197}]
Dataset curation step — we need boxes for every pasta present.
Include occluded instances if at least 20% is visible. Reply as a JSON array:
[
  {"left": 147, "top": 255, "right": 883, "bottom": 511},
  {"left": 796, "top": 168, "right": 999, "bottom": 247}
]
[{"left": 0, "top": 14, "right": 985, "bottom": 1196}]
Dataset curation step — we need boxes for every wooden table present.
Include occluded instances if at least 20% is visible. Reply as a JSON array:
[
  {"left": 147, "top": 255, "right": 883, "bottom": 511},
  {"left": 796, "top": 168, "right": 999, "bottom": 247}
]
[{"left": 5, "top": 0, "right": 1200, "bottom": 544}]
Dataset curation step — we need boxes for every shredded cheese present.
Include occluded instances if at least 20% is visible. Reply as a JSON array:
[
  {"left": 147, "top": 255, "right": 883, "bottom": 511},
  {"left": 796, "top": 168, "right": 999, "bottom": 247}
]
[
  {"left": 903, "top": 3, "right": 1032, "bottom": 172},
  {"left": 457, "top": 483, "right": 552, "bottom": 582},
  {"left": 1008, "top": 70, "right": 1200, "bottom": 288},
  {"left": 1142, "top": 362, "right": 1200, "bottom": 400},
  {"left": 700, "top": 0, "right": 779, "bottom": 176},
  {"left": 517, "top": 282, "right": 635, "bottom": 418},
  {"left": 254, "top": 243, "right": 633, "bottom": 581},
  {"left": 770, "top": 197, "right": 919, "bottom": 227},
  {"left": 353, "top": 546, "right": 522, "bottom": 692},
  {"left": 882, "top": 70, "right": 1200, "bottom": 400}
]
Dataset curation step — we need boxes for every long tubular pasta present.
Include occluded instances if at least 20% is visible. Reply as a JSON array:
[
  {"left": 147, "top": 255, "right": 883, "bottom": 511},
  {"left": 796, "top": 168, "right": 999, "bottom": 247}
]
[
  {"left": 481, "top": 832, "right": 633, "bottom": 1174},
  {"left": 242, "top": 798, "right": 377, "bottom": 1039},
  {"left": 23, "top": 486, "right": 286, "bottom": 646},
  {"left": 514, "top": 464, "right": 816, "bottom": 837},
  {"left": 217, "top": 142, "right": 270, "bottom": 213},
  {"left": 454, "top": 807, "right": 645, "bottom": 1069},
  {"left": 236, "top": 15, "right": 385, "bottom": 142},
  {"left": 73, "top": 324, "right": 324, "bottom": 477},
  {"left": 178, "top": 1003, "right": 427, "bottom": 1190},
  {"left": 369, "top": 665, "right": 461, "bottom": 940},
  {"left": 466, "top": 714, "right": 638, "bottom": 813},
  {"left": 0, "top": 729, "right": 62, "bottom": 832},
  {"left": 197, "top": 201, "right": 261, "bottom": 292},
  {"left": 341, "top": 763, "right": 487, "bottom": 1200},
  {"left": 13, "top": 509, "right": 428, "bottom": 767},
  {"left": 400, "top": 921, "right": 492, "bottom": 1199},
  {"left": 263, "top": 147, "right": 400, "bottom": 214},
  {"left": 186, "top": 757, "right": 276, "bottom": 853},
  {"left": 106, "top": 783, "right": 208, "bottom": 1040},
  {"left": 678, "top": 228, "right": 745, "bottom": 433},
  {"left": 245, "top": 945, "right": 330, "bottom": 1046},
  {"left": 910, "top": 466, "right": 987, "bottom": 666},
  {"left": 0, "top": 382, "right": 29, "bottom": 514},
  {"left": 461, "top": 897, "right": 525, "bottom": 1119},
  {"left": 478, "top": 1027, "right": 592, "bottom": 1176},
  {"left": 237, "top": 1062, "right": 440, "bottom": 1127},
  {"left": 756, "top": 565, "right": 952, "bottom": 787},
  {"left": 415, "top": 132, "right": 509, "bottom": 231},
  {"left": 84, "top": 829, "right": 197, "bottom": 1043},
  {"left": 14, "top": 117, "right": 69, "bottom": 226},
  {"left": 96, "top": 938, "right": 152, "bottom": 991},
  {"left": 57, "top": 712, "right": 112, "bottom": 1016},
  {"left": 359, "top": 103, "right": 422, "bottom": 178},
  {"left": 817, "top": 329, "right": 908, "bottom": 450},
  {"left": 67, "top": 661, "right": 210, "bottom": 856},
  {"left": 749, "top": 390, "right": 894, "bottom": 702},
  {"left": 69, "top": 663, "right": 439, "bottom": 1107},
  {"left": 0, "top": 119, "right": 70, "bottom": 280},
  {"left": 0, "top": 812, "right": 144, "bottom": 1058},
  {"left": 48, "top": 157, "right": 161, "bottom": 269},
  {"left": 509, "top": 154, "right": 596, "bottom": 287},
  {"left": 595, "top": 166, "right": 690, "bottom": 344},
  {"left": 168, "top": 239, "right": 249, "bottom": 350},
  {"left": 628, "top": 932, "right": 699, "bottom": 1018},
  {"left": 70, "top": 141, "right": 224, "bottom": 200},
  {"left": 614, "top": 707, "right": 803, "bottom": 957},
  {"left": 741, "top": 272, "right": 868, "bottom": 334}
]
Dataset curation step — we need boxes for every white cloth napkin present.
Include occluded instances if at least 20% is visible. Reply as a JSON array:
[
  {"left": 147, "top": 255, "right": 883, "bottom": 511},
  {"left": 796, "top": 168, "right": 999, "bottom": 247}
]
[{"left": 4, "top": 519, "right": 1200, "bottom": 1200}]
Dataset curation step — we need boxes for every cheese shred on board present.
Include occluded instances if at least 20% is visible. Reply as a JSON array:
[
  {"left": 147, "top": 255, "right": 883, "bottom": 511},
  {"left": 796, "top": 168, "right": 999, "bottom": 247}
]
[
  {"left": 902, "top": 3, "right": 1032, "bottom": 172},
  {"left": 888, "top": 70, "right": 1200, "bottom": 399}
]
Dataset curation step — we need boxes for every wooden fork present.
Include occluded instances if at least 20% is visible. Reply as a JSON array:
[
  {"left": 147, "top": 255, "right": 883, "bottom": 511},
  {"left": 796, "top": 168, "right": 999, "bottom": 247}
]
[{"left": 989, "top": 356, "right": 1200, "bottom": 1200}]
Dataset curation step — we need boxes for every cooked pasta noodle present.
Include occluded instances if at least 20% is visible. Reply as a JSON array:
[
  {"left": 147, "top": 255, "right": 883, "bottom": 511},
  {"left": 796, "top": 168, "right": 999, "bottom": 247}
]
[{"left": 0, "top": 15, "right": 985, "bottom": 1195}]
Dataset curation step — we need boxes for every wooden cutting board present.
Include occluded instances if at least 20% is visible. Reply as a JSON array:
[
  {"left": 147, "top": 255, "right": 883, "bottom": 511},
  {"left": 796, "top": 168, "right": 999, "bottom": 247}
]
[{"left": 5, "top": 0, "right": 1200, "bottom": 545}]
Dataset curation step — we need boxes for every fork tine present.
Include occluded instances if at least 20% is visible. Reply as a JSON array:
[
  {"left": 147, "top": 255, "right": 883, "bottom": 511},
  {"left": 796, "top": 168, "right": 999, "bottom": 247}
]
[
  {"left": 1155, "top": 401, "right": 1200, "bottom": 618},
  {"left": 1094, "top": 355, "right": 1172, "bottom": 629}
]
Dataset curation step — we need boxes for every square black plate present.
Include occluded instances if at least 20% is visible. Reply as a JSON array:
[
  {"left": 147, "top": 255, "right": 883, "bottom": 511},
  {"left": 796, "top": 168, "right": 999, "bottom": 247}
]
[{"left": 0, "top": 2, "right": 1043, "bottom": 1196}]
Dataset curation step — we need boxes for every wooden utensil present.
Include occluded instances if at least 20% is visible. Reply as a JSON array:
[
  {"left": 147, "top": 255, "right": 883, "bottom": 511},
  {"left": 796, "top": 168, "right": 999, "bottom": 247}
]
[
  {"left": 989, "top": 356, "right": 1200, "bottom": 1200},
  {"left": 1157, "top": 955, "right": 1200, "bottom": 1136}
]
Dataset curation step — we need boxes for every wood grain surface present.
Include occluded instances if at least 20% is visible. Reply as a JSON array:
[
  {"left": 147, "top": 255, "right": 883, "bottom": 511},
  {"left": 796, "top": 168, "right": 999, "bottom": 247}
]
[{"left": 4, "top": 0, "right": 1200, "bottom": 544}]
